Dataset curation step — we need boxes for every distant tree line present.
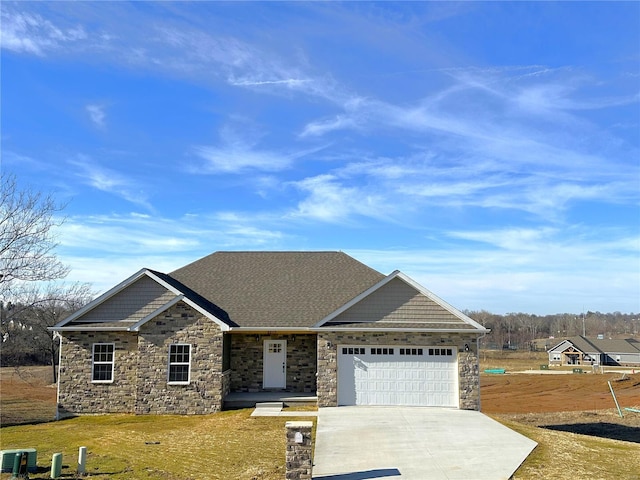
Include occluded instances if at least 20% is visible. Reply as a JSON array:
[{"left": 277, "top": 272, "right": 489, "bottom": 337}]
[
  {"left": 1, "top": 284, "right": 92, "bottom": 377},
  {"left": 466, "top": 310, "right": 640, "bottom": 351}
]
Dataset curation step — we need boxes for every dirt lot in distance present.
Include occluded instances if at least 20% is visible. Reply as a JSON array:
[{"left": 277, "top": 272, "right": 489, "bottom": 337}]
[
  {"left": 481, "top": 370, "right": 640, "bottom": 451},
  {"left": 481, "top": 371, "right": 640, "bottom": 414}
]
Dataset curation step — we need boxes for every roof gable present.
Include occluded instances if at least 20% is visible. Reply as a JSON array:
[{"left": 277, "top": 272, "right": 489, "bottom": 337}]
[
  {"left": 315, "top": 270, "right": 488, "bottom": 332},
  {"left": 548, "top": 336, "right": 602, "bottom": 354},
  {"left": 547, "top": 339, "right": 573, "bottom": 353},
  {"left": 547, "top": 336, "right": 640, "bottom": 355},
  {"left": 51, "top": 269, "right": 233, "bottom": 332}
]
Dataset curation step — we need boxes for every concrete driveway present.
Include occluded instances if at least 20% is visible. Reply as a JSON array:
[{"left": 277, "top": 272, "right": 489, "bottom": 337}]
[{"left": 312, "top": 407, "right": 537, "bottom": 480}]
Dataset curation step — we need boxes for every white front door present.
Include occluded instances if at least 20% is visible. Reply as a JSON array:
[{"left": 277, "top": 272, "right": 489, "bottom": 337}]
[{"left": 263, "top": 340, "right": 287, "bottom": 388}]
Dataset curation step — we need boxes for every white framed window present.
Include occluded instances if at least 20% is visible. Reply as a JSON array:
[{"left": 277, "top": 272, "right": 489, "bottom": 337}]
[
  {"left": 428, "top": 348, "right": 453, "bottom": 356},
  {"left": 371, "top": 347, "right": 395, "bottom": 355},
  {"left": 342, "top": 347, "right": 365, "bottom": 355},
  {"left": 92, "top": 343, "right": 115, "bottom": 383},
  {"left": 168, "top": 344, "right": 191, "bottom": 384}
]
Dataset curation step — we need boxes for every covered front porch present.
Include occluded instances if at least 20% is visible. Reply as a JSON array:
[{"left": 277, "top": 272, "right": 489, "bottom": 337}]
[
  {"left": 560, "top": 347, "right": 599, "bottom": 366},
  {"left": 227, "top": 332, "right": 318, "bottom": 394}
]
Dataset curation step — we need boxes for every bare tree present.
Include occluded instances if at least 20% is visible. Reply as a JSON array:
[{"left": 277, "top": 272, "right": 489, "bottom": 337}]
[
  {"left": 30, "top": 283, "right": 93, "bottom": 382},
  {"left": 0, "top": 173, "right": 93, "bottom": 379},
  {"left": 0, "top": 172, "right": 69, "bottom": 298}
]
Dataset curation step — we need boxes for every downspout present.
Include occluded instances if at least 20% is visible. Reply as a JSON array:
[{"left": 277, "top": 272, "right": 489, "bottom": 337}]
[
  {"left": 476, "top": 330, "right": 489, "bottom": 411},
  {"left": 53, "top": 331, "right": 62, "bottom": 421}
]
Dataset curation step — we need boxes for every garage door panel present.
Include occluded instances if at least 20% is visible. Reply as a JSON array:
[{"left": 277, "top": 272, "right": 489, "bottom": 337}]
[{"left": 338, "top": 345, "right": 458, "bottom": 407}]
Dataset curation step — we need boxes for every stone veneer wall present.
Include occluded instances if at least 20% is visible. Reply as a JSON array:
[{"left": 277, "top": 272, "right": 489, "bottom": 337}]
[
  {"left": 135, "top": 302, "right": 224, "bottom": 414},
  {"left": 58, "top": 331, "right": 138, "bottom": 416},
  {"left": 230, "top": 334, "right": 317, "bottom": 393},
  {"left": 58, "top": 302, "right": 225, "bottom": 416},
  {"left": 317, "top": 331, "right": 481, "bottom": 409}
]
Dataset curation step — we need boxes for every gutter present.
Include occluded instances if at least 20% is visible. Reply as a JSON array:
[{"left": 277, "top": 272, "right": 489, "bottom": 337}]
[
  {"left": 228, "top": 327, "right": 313, "bottom": 333},
  {"left": 49, "top": 326, "right": 131, "bottom": 332},
  {"left": 310, "top": 327, "right": 490, "bottom": 333}
]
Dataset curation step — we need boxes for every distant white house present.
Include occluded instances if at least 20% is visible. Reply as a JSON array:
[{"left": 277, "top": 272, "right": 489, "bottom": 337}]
[{"left": 547, "top": 336, "right": 640, "bottom": 366}]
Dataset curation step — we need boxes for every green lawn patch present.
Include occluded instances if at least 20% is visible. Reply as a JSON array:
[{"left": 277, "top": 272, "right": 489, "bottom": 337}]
[{"left": 1, "top": 410, "right": 315, "bottom": 480}]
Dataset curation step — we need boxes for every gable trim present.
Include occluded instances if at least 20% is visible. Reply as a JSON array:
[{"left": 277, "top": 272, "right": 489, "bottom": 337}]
[
  {"left": 313, "top": 270, "right": 489, "bottom": 332},
  {"left": 51, "top": 268, "right": 151, "bottom": 329},
  {"left": 128, "top": 295, "right": 185, "bottom": 331},
  {"left": 547, "top": 339, "right": 573, "bottom": 353}
]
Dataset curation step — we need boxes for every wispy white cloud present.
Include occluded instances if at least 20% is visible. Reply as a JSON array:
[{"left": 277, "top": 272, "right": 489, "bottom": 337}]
[
  {"left": 86, "top": 104, "right": 106, "bottom": 128},
  {"left": 191, "top": 122, "right": 328, "bottom": 174},
  {"left": 68, "top": 156, "right": 152, "bottom": 210},
  {"left": 191, "top": 145, "right": 293, "bottom": 174},
  {"left": 289, "top": 174, "right": 390, "bottom": 223},
  {"left": 1, "top": 7, "right": 87, "bottom": 55}
]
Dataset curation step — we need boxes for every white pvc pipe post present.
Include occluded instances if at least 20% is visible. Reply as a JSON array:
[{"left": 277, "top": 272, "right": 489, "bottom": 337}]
[
  {"left": 78, "top": 446, "right": 87, "bottom": 475},
  {"left": 608, "top": 381, "right": 624, "bottom": 418}
]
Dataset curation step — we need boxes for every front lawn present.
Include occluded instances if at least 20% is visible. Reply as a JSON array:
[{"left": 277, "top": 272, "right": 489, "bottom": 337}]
[{"left": 0, "top": 410, "right": 313, "bottom": 480}]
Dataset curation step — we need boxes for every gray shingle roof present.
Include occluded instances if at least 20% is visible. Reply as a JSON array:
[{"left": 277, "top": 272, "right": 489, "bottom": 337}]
[
  {"left": 169, "top": 251, "right": 385, "bottom": 328},
  {"left": 551, "top": 336, "right": 640, "bottom": 355}
]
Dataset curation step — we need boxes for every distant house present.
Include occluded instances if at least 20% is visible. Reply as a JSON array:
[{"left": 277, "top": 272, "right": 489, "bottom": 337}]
[
  {"left": 547, "top": 336, "right": 640, "bottom": 366},
  {"left": 51, "top": 251, "right": 489, "bottom": 416}
]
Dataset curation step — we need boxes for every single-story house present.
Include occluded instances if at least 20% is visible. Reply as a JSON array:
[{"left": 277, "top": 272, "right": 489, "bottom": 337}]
[
  {"left": 51, "top": 251, "right": 489, "bottom": 416},
  {"left": 548, "top": 336, "right": 640, "bottom": 366}
]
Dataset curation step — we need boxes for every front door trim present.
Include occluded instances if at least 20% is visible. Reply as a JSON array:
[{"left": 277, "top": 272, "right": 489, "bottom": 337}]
[{"left": 263, "top": 339, "right": 287, "bottom": 389}]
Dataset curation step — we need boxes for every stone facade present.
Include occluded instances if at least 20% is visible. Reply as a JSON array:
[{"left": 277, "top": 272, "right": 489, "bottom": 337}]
[
  {"left": 229, "top": 334, "right": 317, "bottom": 393},
  {"left": 59, "top": 306, "right": 481, "bottom": 414},
  {"left": 316, "top": 331, "right": 481, "bottom": 409},
  {"left": 135, "top": 303, "right": 224, "bottom": 414},
  {"left": 58, "top": 331, "right": 138, "bottom": 416},
  {"left": 57, "top": 302, "right": 225, "bottom": 416},
  {"left": 458, "top": 349, "right": 481, "bottom": 410}
]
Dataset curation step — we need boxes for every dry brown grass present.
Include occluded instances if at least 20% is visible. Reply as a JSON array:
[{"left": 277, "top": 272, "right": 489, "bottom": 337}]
[
  {"left": 0, "top": 367, "right": 57, "bottom": 426},
  {"left": 480, "top": 349, "right": 549, "bottom": 371},
  {"left": 495, "top": 411, "right": 640, "bottom": 480},
  {"left": 1, "top": 410, "right": 313, "bottom": 479}
]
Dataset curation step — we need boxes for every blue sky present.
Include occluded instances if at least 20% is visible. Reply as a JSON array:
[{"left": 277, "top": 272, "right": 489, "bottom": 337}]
[{"left": 2, "top": 1, "right": 639, "bottom": 315}]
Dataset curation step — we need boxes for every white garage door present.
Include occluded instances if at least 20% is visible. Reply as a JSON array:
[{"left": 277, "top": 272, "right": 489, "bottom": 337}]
[{"left": 337, "top": 345, "right": 458, "bottom": 407}]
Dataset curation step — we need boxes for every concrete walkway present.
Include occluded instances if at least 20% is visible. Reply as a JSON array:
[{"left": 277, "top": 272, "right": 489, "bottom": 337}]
[
  {"left": 312, "top": 407, "right": 537, "bottom": 480},
  {"left": 250, "top": 402, "right": 318, "bottom": 417}
]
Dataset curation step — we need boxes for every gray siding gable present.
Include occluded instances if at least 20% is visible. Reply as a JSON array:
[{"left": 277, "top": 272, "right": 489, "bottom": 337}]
[
  {"left": 51, "top": 269, "right": 234, "bottom": 331},
  {"left": 59, "top": 274, "right": 176, "bottom": 329},
  {"left": 316, "top": 270, "right": 488, "bottom": 332},
  {"left": 327, "top": 277, "right": 466, "bottom": 326}
]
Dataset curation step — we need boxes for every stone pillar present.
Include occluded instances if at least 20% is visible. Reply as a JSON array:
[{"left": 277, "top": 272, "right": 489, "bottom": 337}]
[{"left": 285, "top": 421, "right": 313, "bottom": 480}]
